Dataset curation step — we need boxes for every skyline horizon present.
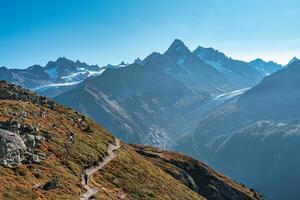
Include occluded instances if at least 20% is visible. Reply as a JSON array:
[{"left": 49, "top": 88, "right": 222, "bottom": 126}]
[
  {"left": 2, "top": 0, "right": 300, "bottom": 69},
  {"left": 1, "top": 38, "right": 298, "bottom": 69}
]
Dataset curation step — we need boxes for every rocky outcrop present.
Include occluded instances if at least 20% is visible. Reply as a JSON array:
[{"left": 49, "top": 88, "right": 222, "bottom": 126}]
[
  {"left": 0, "top": 127, "right": 47, "bottom": 168},
  {"left": 0, "top": 80, "right": 56, "bottom": 109},
  {"left": 0, "top": 128, "right": 27, "bottom": 168}
]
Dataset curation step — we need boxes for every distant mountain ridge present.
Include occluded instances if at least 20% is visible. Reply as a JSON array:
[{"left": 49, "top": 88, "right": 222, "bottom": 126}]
[
  {"left": 248, "top": 58, "right": 283, "bottom": 75},
  {"left": 0, "top": 39, "right": 282, "bottom": 99},
  {"left": 0, "top": 57, "right": 104, "bottom": 97},
  {"left": 194, "top": 46, "right": 264, "bottom": 87}
]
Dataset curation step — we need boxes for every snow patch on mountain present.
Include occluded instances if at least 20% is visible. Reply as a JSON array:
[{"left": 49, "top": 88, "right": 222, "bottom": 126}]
[
  {"left": 61, "top": 69, "right": 105, "bottom": 82},
  {"left": 214, "top": 88, "right": 250, "bottom": 101},
  {"left": 33, "top": 81, "right": 83, "bottom": 92}
]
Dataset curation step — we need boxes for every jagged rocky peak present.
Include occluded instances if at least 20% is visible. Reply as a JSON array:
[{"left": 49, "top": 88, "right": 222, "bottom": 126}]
[
  {"left": 119, "top": 61, "right": 127, "bottom": 67},
  {"left": 142, "top": 52, "right": 164, "bottom": 65},
  {"left": 165, "top": 39, "right": 191, "bottom": 56},
  {"left": 248, "top": 58, "right": 282, "bottom": 75},
  {"left": 45, "top": 57, "right": 76, "bottom": 69},
  {"left": 193, "top": 46, "right": 227, "bottom": 62},
  {"left": 134, "top": 57, "right": 143, "bottom": 65},
  {"left": 249, "top": 58, "right": 281, "bottom": 66},
  {"left": 28, "top": 64, "right": 43, "bottom": 70}
]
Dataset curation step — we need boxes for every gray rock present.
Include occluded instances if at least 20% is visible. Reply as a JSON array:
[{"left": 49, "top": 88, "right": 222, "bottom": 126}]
[
  {"left": 0, "top": 128, "right": 27, "bottom": 167},
  {"left": 27, "top": 153, "right": 40, "bottom": 163},
  {"left": 25, "top": 134, "right": 36, "bottom": 148},
  {"left": 35, "top": 135, "right": 46, "bottom": 144}
]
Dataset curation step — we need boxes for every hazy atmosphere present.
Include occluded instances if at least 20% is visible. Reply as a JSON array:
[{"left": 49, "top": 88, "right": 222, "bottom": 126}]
[{"left": 1, "top": 0, "right": 300, "bottom": 68}]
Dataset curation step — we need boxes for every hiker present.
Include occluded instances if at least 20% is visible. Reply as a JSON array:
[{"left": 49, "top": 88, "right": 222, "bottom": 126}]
[{"left": 84, "top": 171, "right": 88, "bottom": 185}]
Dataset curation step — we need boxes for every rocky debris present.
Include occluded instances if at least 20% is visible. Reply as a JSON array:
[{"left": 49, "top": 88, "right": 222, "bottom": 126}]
[
  {"left": 42, "top": 180, "right": 58, "bottom": 191},
  {"left": 0, "top": 128, "right": 27, "bottom": 168},
  {"left": 25, "top": 134, "right": 36, "bottom": 148},
  {"left": 24, "top": 152, "right": 42, "bottom": 164},
  {"left": 0, "top": 80, "right": 57, "bottom": 109},
  {"left": 68, "top": 113, "right": 91, "bottom": 132},
  {"left": 0, "top": 119, "right": 48, "bottom": 167},
  {"left": 0, "top": 119, "right": 39, "bottom": 135}
]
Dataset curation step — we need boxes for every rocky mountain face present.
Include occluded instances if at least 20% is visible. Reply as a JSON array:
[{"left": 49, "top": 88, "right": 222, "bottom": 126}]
[
  {"left": 175, "top": 61, "right": 300, "bottom": 200},
  {"left": 161, "top": 39, "right": 234, "bottom": 93},
  {"left": 0, "top": 81, "right": 261, "bottom": 200},
  {"left": 143, "top": 39, "right": 235, "bottom": 93},
  {"left": 248, "top": 58, "right": 283, "bottom": 75},
  {"left": 55, "top": 62, "right": 212, "bottom": 148},
  {"left": 0, "top": 57, "right": 104, "bottom": 97},
  {"left": 194, "top": 46, "right": 264, "bottom": 87}
]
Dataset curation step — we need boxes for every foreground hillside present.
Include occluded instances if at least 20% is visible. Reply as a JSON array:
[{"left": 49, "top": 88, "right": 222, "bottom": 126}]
[{"left": 0, "top": 81, "right": 262, "bottom": 199}]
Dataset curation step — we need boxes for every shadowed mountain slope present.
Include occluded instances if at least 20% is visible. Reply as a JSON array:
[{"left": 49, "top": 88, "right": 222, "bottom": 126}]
[{"left": 175, "top": 61, "right": 300, "bottom": 200}]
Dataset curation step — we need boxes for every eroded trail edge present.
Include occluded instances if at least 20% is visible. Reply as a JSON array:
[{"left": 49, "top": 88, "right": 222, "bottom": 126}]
[{"left": 80, "top": 138, "right": 121, "bottom": 200}]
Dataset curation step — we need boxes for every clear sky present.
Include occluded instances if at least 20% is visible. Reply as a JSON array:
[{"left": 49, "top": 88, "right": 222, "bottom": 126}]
[{"left": 1, "top": 0, "right": 300, "bottom": 68}]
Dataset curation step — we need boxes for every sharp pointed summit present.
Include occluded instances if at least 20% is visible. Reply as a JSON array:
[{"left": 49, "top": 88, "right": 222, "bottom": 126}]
[{"left": 164, "top": 39, "right": 190, "bottom": 56}]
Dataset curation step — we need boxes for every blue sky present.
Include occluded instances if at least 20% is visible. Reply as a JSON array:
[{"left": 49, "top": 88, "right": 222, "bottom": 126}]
[{"left": 1, "top": 0, "right": 300, "bottom": 68}]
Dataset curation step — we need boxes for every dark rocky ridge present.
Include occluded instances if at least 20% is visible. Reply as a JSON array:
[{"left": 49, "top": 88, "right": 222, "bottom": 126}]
[{"left": 133, "top": 145, "right": 263, "bottom": 200}]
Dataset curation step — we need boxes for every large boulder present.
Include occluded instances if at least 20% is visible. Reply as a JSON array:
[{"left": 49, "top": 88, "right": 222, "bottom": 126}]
[
  {"left": 42, "top": 180, "right": 58, "bottom": 191},
  {"left": 0, "top": 128, "right": 27, "bottom": 167}
]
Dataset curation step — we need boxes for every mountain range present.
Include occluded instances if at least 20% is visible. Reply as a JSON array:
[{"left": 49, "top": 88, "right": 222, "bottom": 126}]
[
  {"left": 1, "top": 39, "right": 299, "bottom": 199},
  {"left": 0, "top": 57, "right": 129, "bottom": 97},
  {"left": 54, "top": 39, "right": 280, "bottom": 147}
]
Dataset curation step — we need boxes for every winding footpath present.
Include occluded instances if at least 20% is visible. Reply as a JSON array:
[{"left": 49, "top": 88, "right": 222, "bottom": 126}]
[{"left": 80, "top": 138, "right": 121, "bottom": 200}]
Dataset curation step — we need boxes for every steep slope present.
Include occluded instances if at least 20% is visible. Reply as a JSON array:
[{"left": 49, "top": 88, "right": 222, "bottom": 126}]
[
  {"left": 0, "top": 81, "right": 260, "bottom": 200},
  {"left": 193, "top": 46, "right": 263, "bottom": 87},
  {"left": 175, "top": 61, "right": 300, "bottom": 200},
  {"left": 55, "top": 62, "right": 211, "bottom": 148}
]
